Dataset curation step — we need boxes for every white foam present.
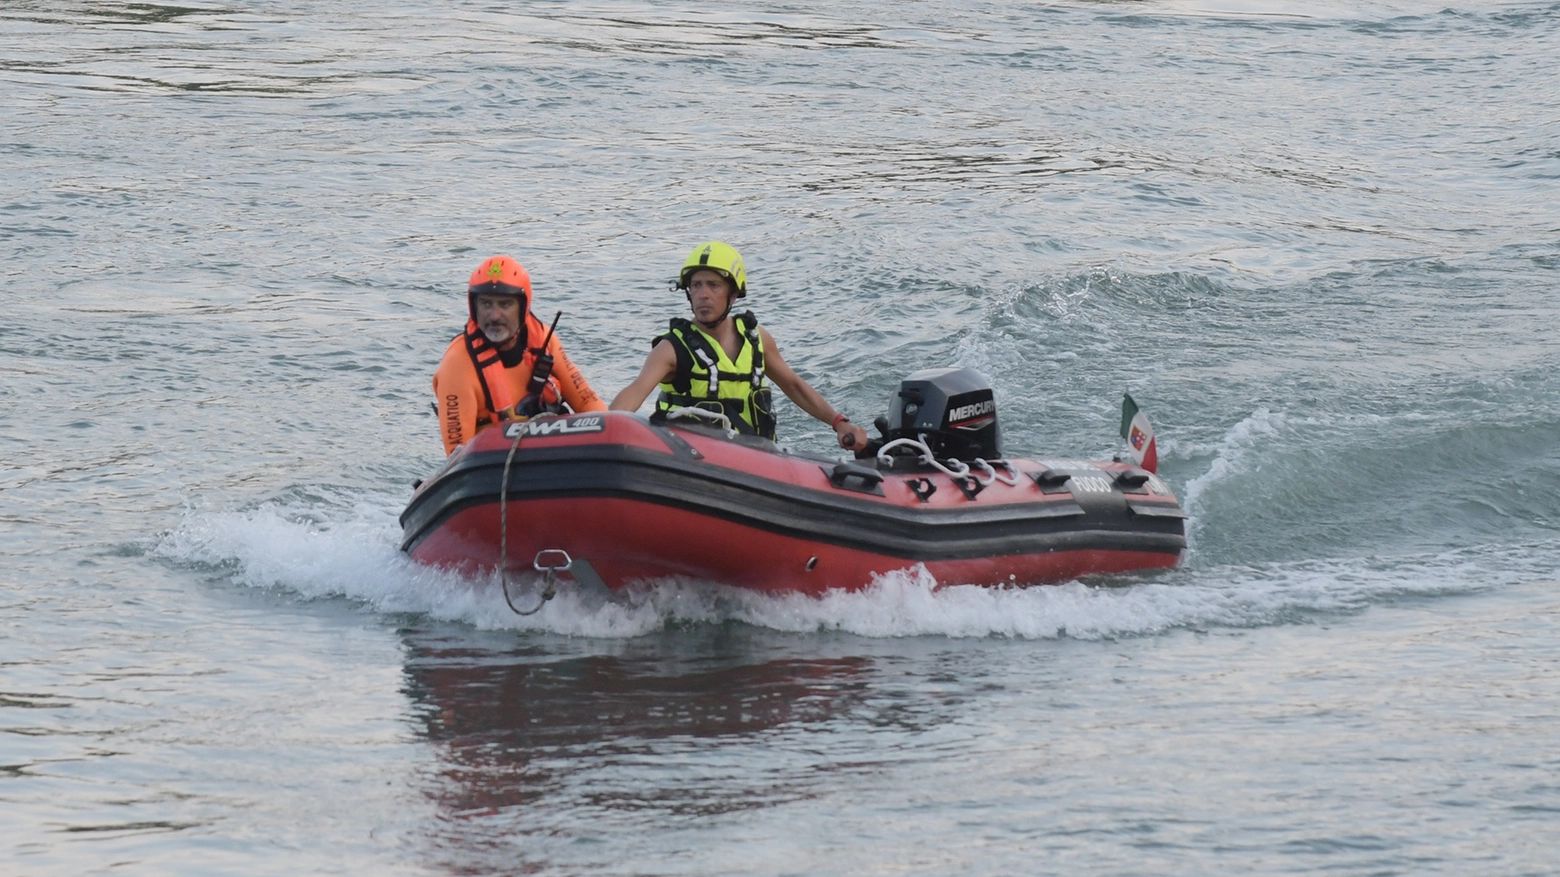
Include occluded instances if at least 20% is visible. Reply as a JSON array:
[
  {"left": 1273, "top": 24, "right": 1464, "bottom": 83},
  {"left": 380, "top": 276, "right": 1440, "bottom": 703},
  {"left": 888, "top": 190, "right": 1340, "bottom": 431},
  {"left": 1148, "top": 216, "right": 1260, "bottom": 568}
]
[
  {"left": 152, "top": 495, "right": 686, "bottom": 638},
  {"left": 153, "top": 489, "right": 1554, "bottom": 641},
  {"left": 1177, "top": 407, "right": 1286, "bottom": 517}
]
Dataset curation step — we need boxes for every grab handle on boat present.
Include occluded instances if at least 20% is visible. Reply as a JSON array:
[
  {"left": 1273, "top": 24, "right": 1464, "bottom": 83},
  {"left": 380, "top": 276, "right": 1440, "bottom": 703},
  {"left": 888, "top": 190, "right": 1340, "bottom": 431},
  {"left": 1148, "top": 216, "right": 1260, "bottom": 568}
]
[
  {"left": 1030, "top": 469, "right": 1073, "bottom": 493},
  {"left": 1115, "top": 470, "right": 1152, "bottom": 489},
  {"left": 825, "top": 462, "right": 885, "bottom": 495},
  {"left": 954, "top": 475, "right": 985, "bottom": 501}
]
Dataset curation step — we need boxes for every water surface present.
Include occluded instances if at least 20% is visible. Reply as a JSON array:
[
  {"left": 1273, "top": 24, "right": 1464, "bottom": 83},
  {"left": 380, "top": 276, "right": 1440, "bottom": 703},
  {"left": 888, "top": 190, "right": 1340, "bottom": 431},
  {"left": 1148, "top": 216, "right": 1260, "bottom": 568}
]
[{"left": 3, "top": 1, "right": 1559, "bottom": 873}]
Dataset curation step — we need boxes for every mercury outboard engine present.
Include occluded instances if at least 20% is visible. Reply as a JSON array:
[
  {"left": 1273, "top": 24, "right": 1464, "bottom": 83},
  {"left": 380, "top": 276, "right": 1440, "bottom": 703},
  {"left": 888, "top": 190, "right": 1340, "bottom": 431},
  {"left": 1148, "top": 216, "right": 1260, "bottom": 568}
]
[{"left": 880, "top": 367, "right": 1002, "bottom": 461}]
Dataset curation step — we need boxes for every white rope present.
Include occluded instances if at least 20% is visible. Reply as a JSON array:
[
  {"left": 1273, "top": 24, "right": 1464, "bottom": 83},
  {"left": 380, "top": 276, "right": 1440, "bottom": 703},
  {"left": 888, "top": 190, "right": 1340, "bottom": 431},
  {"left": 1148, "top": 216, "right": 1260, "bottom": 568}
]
[
  {"left": 877, "top": 436, "right": 1021, "bottom": 490},
  {"left": 877, "top": 436, "right": 970, "bottom": 480},
  {"left": 664, "top": 405, "right": 737, "bottom": 438},
  {"left": 973, "top": 458, "right": 1022, "bottom": 487}
]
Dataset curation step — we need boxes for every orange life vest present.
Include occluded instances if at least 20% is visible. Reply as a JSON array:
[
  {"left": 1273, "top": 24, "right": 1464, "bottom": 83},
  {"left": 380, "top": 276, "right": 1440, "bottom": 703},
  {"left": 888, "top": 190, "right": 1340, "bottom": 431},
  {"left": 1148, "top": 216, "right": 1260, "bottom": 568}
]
[
  {"left": 435, "top": 312, "right": 606, "bottom": 454},
  {"left": 462, "top": 319, "right": 518, "bottom": 415}
]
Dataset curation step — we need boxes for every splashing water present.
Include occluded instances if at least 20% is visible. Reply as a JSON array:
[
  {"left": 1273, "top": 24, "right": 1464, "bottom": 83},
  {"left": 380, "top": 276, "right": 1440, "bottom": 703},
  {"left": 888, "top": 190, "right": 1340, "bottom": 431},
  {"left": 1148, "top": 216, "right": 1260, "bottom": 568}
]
[{"left": 154, "top": 488, "right": 1525, "bottom": 642}]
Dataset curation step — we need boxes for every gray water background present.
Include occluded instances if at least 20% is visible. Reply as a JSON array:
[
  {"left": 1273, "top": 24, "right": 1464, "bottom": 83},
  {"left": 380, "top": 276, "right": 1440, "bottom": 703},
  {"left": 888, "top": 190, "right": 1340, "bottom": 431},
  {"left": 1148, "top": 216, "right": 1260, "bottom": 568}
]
[{"left": 3, "top": 1, "right": 1560, "bottom": 874}]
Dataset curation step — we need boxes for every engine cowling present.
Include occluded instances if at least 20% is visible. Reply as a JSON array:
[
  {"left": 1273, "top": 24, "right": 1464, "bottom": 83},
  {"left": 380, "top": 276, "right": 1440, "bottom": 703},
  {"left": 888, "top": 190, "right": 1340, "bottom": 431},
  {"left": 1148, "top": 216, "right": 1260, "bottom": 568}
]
[{"left": 883, "top": 367, "right": 1001, "bottom": 461}]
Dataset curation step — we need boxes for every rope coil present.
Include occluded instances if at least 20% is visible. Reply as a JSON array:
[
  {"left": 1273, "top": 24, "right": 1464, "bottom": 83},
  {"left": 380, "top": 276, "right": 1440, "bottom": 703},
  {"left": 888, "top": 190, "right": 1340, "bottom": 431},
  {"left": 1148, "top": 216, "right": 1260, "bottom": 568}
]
[{"left": 876, "top": 436, "right": 1019, "bottom": 492}]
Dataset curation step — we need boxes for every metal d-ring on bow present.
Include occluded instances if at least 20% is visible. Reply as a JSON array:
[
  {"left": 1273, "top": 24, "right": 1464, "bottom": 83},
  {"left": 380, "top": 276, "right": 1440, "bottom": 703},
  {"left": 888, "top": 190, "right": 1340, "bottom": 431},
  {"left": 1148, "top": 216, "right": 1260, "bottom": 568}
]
[{"left": 502, "top": 549, "right": 571, "bottom": 616}]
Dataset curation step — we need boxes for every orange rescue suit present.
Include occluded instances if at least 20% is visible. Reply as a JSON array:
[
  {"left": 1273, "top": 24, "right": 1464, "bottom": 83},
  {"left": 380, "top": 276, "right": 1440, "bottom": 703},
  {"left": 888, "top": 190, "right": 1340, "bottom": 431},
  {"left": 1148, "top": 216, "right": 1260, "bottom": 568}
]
[{"left": 433, "top": 311, "right": 606, "bottom": 454}]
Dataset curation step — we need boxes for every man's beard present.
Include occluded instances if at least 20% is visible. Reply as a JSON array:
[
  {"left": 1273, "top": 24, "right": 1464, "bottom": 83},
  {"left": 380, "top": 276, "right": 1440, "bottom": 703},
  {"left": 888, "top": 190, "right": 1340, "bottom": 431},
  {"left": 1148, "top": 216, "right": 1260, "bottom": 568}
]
[{"left": 482, "top": 323, "right": 515, "bottom": 344}]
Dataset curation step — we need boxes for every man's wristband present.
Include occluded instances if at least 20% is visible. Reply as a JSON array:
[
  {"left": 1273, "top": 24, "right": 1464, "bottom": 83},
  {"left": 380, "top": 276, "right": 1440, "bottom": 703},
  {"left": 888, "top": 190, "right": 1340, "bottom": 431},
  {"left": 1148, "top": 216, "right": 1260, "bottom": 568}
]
[{"left": 830, "top": 413, "right": 850, "bottom": 430}]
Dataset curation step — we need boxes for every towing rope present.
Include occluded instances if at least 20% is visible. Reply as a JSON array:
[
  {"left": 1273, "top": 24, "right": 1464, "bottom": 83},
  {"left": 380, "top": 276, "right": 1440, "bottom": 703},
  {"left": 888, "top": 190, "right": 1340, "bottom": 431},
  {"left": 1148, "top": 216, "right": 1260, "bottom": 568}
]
[{"left": 498, "top": 419, "right": 554, "bottom": 616}]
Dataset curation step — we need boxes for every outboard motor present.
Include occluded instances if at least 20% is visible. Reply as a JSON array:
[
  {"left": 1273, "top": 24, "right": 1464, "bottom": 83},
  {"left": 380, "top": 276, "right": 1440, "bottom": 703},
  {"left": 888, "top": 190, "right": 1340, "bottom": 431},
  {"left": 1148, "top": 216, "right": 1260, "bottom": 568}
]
[{"left": 882, "top": 367, "right": 1002, "bottom": 461}]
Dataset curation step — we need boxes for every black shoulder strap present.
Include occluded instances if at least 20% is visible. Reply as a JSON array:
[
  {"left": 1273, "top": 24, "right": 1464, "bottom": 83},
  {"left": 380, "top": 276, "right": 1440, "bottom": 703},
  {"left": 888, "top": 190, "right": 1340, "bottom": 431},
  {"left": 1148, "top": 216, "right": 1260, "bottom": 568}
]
[
  {"left": 734, "top": 311, "right": 765, "bottom": 381},
  {"left": 656, "top": 319, "right": 695, "bottom": 394},
  {"left": 653, "top": 317, "right": 689, "bottom": 349},
  {"left": 461, "top": 324, "right": 499, "bottom": 412}
]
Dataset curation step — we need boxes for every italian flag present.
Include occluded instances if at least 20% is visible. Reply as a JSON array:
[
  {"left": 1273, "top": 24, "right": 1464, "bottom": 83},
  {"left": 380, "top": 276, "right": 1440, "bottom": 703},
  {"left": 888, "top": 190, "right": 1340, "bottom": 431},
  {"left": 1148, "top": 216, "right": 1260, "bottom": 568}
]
[{"left": 1120, "top": 394, "right": 1158, "bottom": 474}]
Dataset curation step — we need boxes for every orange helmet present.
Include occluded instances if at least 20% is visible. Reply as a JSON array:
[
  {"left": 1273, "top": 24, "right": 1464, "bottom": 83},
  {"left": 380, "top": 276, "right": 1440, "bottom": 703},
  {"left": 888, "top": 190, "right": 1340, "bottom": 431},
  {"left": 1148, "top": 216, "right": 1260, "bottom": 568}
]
[{"left": 467, "top": 255, "right": 531, "bottom": 321}]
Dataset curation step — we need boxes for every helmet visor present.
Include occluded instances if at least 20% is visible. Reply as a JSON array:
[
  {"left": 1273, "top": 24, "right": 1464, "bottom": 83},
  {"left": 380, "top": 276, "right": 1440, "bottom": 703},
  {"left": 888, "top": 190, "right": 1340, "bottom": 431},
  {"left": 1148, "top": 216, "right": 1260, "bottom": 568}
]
[{"left": 468, "top": 280, "right": 529, "bottom": 300}]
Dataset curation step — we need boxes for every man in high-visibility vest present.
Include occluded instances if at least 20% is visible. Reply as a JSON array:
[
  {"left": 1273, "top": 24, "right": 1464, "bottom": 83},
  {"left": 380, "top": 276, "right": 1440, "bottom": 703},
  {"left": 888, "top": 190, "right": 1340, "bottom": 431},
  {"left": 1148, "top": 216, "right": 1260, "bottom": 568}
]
[{"left": 610, "top": 241, "right": 867, "bottom": 450}]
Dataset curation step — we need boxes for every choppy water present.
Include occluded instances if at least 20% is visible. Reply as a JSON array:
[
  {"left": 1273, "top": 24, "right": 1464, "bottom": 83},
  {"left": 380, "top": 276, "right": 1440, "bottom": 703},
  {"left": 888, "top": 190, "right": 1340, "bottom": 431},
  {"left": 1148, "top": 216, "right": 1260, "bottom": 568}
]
[{"left": 4, "top": 1, "right": 1560, "bottom": 874}]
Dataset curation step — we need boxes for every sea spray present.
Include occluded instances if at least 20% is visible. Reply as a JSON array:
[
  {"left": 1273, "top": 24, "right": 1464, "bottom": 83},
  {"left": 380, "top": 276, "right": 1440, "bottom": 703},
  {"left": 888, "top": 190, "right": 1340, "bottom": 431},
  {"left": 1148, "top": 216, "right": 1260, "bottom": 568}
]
[{"left": 155, "top": 491, "right": 1532, "bottom": 640}]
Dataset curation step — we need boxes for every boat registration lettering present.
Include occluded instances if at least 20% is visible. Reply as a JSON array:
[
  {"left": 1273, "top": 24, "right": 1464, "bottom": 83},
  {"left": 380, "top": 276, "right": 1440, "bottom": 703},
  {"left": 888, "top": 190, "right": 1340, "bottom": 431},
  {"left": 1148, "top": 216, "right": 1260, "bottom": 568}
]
[
  {"left": 1038, "top": 460, "right": 1103, "bottom": 473},
  {"left": 1070, "top": 475, "right": 1114, "bottom": 494},
  {"left": 504, "top": 415, "right": 606, "bottom": 439}
]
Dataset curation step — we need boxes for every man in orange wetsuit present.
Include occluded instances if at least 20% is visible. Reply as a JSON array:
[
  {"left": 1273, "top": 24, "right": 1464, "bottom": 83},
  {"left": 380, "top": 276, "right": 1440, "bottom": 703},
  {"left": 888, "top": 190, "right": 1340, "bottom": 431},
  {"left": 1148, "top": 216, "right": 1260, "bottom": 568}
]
[{"left": 432, "top": 255, "right": 607, "bottom": 454}]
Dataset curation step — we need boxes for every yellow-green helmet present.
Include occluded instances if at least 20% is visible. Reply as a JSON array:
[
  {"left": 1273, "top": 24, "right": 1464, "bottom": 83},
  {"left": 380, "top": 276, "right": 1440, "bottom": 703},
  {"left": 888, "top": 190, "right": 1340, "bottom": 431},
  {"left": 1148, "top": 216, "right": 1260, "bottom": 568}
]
[{"left": 677, "top": 241, "right": 747, "bottom": 298}]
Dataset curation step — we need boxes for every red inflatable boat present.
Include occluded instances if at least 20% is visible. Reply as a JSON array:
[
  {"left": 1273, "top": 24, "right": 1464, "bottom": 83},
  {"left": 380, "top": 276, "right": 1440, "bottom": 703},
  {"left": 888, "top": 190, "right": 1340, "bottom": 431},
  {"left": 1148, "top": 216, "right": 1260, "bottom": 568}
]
[{"left": 400, "top": 369, "right": 1186, "bottom": 597}]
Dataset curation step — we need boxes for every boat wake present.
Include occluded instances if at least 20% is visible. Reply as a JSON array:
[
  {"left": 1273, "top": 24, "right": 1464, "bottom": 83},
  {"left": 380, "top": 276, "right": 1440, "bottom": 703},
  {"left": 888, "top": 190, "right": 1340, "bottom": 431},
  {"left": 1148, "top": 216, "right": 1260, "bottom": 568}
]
[{"left": 152, "top": 489, "right": 1544, "bottom": 641}]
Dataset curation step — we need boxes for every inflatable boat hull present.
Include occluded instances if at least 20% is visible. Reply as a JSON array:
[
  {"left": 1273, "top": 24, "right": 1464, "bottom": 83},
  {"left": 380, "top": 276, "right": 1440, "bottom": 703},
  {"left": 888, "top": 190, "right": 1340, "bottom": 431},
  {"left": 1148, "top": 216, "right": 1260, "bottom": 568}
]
[{"left": 400, "top": 412, "right": 1185, "bottom": 595}]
